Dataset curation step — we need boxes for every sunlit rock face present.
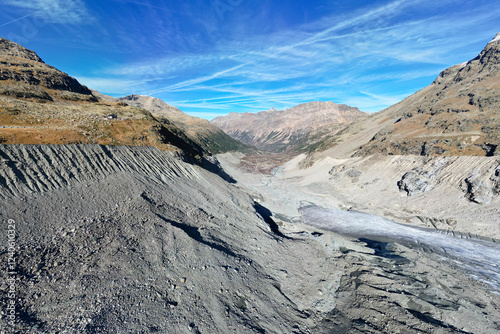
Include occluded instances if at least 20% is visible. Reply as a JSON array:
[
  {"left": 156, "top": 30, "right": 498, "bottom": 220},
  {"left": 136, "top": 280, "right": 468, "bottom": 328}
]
[
  {"left": 212, "top": 101, "right": 366, "bottom": 152},
  {"left": 353, "top": 33, "right": 500, "bottom": 157}
]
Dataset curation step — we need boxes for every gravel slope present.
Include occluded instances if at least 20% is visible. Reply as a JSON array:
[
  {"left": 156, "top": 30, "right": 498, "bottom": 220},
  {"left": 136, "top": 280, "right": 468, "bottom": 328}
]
[
  {"left": 0, "top": 145, "right": 342, "bottom": 333},
  {"left": 1, "top": 145, "right": 499, "bottom": 333}
]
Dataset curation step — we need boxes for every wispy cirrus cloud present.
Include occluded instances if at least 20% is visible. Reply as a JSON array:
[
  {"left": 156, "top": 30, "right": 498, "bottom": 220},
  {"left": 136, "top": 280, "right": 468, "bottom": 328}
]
[
  {"left": 3, "top": 0, "right": 93, "bottom": 24},
  {"left": 84, "top": 0, "right": 500, "bottom": 118},
  {"left": 164, "top": 83, "right": 347, "bottom": 113},
  {"left": 146, "top": 63, "right": 250, "bottom": 95}
]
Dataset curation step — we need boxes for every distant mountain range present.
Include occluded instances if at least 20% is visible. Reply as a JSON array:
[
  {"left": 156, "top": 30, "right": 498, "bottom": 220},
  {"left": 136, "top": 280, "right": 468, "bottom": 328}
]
[
  {"left": 211, "top": 33, "right": 500, "bottom": 157},
  {"left": 116, "top": 94, "right": 249, "bottom": 154},
  {"left": 211, "top": 101, "right": 366, "bottom": 153}
]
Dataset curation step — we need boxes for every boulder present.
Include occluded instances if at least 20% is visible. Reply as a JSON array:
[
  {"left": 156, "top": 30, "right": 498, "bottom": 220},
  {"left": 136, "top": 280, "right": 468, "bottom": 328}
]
[
  {"left": 463, "top": 176, "right": 495, "bottom": 204},
  {"left": 461, "top": 164, "right": 500, "bottom": 204},
  {"left": 398, "top": 171, "right": 434, "bottom": 196}
]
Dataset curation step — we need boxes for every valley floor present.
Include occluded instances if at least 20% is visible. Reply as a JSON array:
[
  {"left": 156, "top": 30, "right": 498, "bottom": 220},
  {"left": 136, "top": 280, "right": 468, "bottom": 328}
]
[
  {"left": 217, "top": 152, "right": 500, "bottom": 240},
  {"left": 0, "top": 145, "right": 499, "bottom": 333},
  {"left": 217, "top": 151, "right": 500, "bottom": 333}
]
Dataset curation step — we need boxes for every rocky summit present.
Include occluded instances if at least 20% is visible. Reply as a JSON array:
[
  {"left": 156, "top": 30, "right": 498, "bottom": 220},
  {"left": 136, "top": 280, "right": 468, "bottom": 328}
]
[
  {"left": 211, "top": 101, "right": 366, "bottom": 153},
  {"left": 0, "top": 37, "right": 94, "bottom": 101}
]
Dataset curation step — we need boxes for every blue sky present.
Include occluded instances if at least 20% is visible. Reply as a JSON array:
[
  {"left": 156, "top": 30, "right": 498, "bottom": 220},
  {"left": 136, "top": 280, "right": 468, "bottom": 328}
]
[{"left": 1, "top": 0, "right": 499, "bottom": 119}]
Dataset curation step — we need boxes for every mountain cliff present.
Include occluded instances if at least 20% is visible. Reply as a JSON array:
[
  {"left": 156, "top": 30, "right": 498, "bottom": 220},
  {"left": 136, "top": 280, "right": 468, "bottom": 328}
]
[
  {"left": 320, "top": 33, "right": 500, "bottom": 158},
  {"left": 117, "top": 94, "right": 250, "bottom": 154},
  {"left": 211, "top": 101, "right": 366, "bottom": 153}
]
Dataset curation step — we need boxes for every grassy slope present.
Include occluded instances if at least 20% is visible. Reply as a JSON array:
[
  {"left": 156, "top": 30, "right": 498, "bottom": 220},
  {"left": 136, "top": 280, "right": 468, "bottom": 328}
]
[{"left": 0, "top": 94, "right": 205, "bottom": 159}]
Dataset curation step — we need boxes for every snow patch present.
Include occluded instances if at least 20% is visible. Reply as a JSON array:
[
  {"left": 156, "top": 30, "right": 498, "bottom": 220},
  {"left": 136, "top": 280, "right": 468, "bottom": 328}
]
[{"left": 488, "top": 32, "right": 500, "bottom": 44}]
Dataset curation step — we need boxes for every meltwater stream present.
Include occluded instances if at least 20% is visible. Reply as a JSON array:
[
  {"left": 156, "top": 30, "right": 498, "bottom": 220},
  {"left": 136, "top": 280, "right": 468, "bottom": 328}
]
[{"left": 300, "top": 205, "right": 500, "bottom": 294}]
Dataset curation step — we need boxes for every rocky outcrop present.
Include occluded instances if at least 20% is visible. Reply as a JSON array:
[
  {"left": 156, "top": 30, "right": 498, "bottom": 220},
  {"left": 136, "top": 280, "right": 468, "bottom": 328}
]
[
  {"left": 398, "top": 171, "right": 434, "bottom": 196},
  {"left": 212, "top": 101, "right": 366, "bottom": 153},
  {"left": 0, "top": 84, "right": 53, "bottom": 101},
  {"left": 397, "top": 158, "right": 451, "bottom": 196},
  {"left": 0, "top": 38, "right": 44, "bottom": 62},
  {"left": 116, "top": 94, "right": 250, "bottom": 154},
  {"left": 397, "top": 158, "right": 500, "bottom": 203},
  {"left": 118, "top": 94, "right": 183, "bottom": 115},
  {"left": 0, "top": 37, "right": 94, "bottom": 98},
  {"left": 355, "top": 33, "right": 500, "bottom": 157},
  {"left": 461, "top": 163, "right": 500, "bottom": 204},
  {"left": 329, "top": 165, "right": 362, "bottom": 181}
]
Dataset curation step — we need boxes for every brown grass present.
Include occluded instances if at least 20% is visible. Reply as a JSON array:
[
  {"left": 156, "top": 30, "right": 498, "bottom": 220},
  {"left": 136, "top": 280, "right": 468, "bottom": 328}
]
[
  {"left": 0, "top": 127, "right": 87, "bottom": 144},
  {"left": 0, "top": 95, "right": 176, "bottom": 151}
]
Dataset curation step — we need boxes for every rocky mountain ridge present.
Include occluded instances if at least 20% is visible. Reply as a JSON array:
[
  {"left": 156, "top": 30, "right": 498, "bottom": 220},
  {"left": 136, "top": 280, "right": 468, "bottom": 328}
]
[
  {"left": 0, "top": 37, "right": 94, "bottom": 100},
  {"left": 323, "top": 32, "right": 500, "bottom": 158},
  {"left": 118, "top": 94, "right": 183, "bottom": 115},
  {"left": 0, "top": 37, "right": 247, "bottom": 158},
  {"left": 211, "top": 101, "right": 366, "bottom": 153},
  {"left": 117, "top": 94, "right": 250, "bottom": 154}
]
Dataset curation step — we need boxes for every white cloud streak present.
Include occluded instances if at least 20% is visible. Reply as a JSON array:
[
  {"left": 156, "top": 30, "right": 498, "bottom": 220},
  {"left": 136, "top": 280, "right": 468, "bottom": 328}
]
[
  {"left": 145, "top": 63, "right": 249, "bottom": 95},
  {"left": 3, "top": 0, "right": 93, "bottom": 24},
  {"left": 86, "top": 0, "right": 499, "bottom": 116}
]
